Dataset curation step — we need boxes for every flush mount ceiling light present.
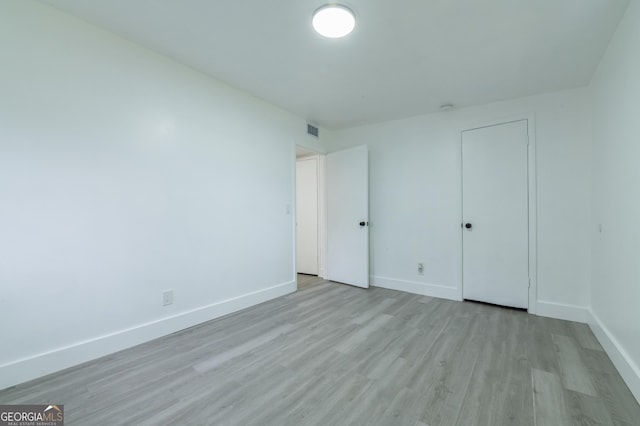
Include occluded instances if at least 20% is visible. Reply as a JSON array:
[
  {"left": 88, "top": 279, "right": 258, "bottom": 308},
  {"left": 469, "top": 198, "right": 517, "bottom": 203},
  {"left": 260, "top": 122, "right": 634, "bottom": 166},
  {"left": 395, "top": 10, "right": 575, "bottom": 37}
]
[{"left": 312, "top": 4, "right": 356, "bottom": 38}]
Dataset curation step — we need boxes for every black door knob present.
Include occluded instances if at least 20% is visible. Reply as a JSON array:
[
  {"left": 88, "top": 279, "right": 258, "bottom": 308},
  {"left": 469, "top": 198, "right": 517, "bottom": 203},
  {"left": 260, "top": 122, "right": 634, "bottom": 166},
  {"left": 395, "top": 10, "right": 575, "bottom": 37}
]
[
  {"left": 465, "top": 223, "right": 472, "bottom": 229},
  {"left": 359, "top": 221, "right": 366, "bottom": 226}
]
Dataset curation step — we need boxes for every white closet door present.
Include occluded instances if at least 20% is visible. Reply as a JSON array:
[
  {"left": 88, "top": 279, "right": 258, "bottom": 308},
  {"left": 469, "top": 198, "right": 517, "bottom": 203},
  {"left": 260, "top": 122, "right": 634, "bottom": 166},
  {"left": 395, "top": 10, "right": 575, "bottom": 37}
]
[{"left": 462, "top": 120, "right": 529, "bottom": 309}]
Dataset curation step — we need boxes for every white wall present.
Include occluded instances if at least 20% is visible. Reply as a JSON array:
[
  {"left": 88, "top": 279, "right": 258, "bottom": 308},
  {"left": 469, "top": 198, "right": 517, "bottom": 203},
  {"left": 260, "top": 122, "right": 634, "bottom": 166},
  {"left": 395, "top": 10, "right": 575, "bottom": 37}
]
[
  {"left": 589, "top": 0, "right": 640, "bottom": 401},
  {"left": 328, "top": 88, "right": 593, "bottom": 319},
  {"left": 0, "top": 1, "right": 325, "bottom": 389}
]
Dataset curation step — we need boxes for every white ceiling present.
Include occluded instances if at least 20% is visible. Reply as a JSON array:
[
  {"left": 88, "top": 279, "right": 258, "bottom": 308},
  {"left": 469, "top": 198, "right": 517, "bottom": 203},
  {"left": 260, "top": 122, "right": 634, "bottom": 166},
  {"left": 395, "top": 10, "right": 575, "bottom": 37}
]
[{"left": 42, "top": 0, "right": 629, "bottom": 129}]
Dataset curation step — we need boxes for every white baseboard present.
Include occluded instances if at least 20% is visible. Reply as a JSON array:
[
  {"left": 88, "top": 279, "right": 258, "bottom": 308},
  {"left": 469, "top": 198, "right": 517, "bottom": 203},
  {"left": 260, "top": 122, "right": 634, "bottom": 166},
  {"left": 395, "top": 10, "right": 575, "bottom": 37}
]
[
  {"left": 535, "top": 300, "right": 589, "bottom": 323},
  {"left": 588, "top": 309, "right": 640, "bottom": 403},
  {"left": 371, "top": 275, "right": 460, "bottom": 301},
  {"left": 0, "top": 280, "right": 296, "bottom": 391}
]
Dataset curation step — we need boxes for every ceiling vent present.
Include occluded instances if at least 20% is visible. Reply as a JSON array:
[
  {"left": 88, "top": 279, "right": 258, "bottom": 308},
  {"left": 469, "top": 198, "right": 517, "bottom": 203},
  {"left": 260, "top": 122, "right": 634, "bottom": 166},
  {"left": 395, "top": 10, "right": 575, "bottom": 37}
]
[{"left": 307, "top": 124, "right": 319, "bottom": 138}]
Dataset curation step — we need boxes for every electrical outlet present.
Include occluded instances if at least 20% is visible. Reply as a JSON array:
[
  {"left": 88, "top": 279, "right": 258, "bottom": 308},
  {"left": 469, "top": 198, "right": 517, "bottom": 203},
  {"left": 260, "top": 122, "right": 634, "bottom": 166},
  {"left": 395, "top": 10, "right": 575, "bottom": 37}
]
[
  {"left": 162, "top": 290, "right": 173, "bottom": 306},
  {"left": 417, "top": 263, "right": 424, "bottom": 275}
]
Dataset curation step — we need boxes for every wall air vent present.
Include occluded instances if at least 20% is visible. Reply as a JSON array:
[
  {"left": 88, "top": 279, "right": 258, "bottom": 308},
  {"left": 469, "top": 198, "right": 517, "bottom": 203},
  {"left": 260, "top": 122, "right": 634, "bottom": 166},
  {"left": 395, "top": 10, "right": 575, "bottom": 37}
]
[{"left": 307, "top": 123, "right": 319, "bottom": 138}]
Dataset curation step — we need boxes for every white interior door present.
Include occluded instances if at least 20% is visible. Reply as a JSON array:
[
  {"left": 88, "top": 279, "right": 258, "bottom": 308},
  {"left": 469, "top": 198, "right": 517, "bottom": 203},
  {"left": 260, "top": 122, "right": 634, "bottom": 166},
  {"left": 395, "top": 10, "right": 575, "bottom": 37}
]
[
  {"left": 296, "top": 157, "right": 318, "bottom": 275},
  {"left": 462, "top": 120, "right": 529, "bottom": 309},
  {"left": 327, "top": 145, "right": 369, "bottom": 288}
]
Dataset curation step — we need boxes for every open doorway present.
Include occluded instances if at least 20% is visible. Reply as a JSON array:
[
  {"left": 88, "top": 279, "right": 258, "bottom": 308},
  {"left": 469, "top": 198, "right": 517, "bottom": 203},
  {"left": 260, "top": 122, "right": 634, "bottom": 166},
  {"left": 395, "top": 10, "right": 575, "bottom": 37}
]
[
  {"left": 295, "top": 144, "right": 370, "bottom": 290},
  {"left": 295, "top": 145, "right": 326, "bottom": 286}
]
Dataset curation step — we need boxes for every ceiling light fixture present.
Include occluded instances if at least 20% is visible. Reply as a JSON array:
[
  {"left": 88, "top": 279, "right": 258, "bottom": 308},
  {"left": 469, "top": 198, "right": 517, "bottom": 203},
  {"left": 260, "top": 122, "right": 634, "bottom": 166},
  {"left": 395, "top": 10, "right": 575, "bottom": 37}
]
[{"left": 312, "top": 4, "right": 356, "bottom": 38}]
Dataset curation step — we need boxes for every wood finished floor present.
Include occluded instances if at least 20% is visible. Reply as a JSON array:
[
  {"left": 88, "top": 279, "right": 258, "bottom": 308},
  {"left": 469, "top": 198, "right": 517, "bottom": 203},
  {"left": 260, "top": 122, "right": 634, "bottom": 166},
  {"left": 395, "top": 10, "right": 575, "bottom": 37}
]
[{"left": 1, "top": 275, "right": 639, "bottom": 425}]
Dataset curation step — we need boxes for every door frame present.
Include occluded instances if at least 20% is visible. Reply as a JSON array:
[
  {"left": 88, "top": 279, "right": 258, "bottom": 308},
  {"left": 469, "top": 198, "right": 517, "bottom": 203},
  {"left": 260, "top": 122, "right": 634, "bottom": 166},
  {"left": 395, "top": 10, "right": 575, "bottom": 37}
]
[{"left": 459, "top": 113, "right": 537, "bottom": 314}]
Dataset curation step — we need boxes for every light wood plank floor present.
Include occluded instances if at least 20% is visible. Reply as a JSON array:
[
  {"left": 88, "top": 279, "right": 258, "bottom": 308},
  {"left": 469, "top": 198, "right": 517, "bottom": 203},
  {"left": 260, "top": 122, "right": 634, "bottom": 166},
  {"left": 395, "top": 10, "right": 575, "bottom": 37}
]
[
  {"left": 297, "top": 273, "right": 325, "bottom": 289},
  {"left": 1, "top": 276, "right": 639, "bottom": 425}
]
